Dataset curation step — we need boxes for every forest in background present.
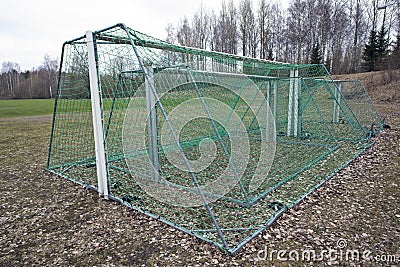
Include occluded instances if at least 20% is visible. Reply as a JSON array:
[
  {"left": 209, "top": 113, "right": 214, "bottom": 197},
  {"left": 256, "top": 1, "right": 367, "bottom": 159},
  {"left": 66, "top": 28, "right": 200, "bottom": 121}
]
[
  {"left": 166, "top": 0, "right": 400, "bottom": 73},
  {"left": 1, "top": 0, "right": 399, "bottom": 99},
  {"left": 0, "top": 55, "right": 58, "bottom": 99}
]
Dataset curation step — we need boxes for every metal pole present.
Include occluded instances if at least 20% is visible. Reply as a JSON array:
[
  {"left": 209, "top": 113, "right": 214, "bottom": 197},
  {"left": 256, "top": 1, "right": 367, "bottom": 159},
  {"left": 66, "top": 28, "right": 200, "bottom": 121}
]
[
  {"left": 336, "top": 82, "right": 341, "bottom": 123},
  {"left": 287, "top": 69, "right": 294, "bottom": 136},
  {"left": 332, "top": 83, "right": 337, "bottom": 123},
  {"left": 266, "top": 80, "right": 271, "bottom": 142},
  {"left": 296, "top": 69, "right": 301, "bottom": 136},
  {"left": 332, "top": 82, "right": 341, "bottom": 123},
  {"left": 293, "top": 69, "right": 299, "bottom": 137},
  {"left": 86, "top": 31, "right": 109, "bottom": 199},
  {"left": 273, "top": 80, "right": 277, "bottom": 128},
  {"left": 145, "top": 66, "right": 160, "bottom": 180}
]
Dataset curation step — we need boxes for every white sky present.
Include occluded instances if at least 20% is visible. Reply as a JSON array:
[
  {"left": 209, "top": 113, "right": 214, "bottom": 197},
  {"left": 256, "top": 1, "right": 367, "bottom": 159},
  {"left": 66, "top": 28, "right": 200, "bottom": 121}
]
[{"left": 0, "top": 0, "right": 288, "bottom": 71}]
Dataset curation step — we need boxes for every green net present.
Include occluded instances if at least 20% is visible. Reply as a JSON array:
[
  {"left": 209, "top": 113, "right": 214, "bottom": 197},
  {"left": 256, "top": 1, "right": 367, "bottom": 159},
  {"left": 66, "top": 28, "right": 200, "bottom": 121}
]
[{"left": 46, "top": 23, "right": 384, "bottom": 254}]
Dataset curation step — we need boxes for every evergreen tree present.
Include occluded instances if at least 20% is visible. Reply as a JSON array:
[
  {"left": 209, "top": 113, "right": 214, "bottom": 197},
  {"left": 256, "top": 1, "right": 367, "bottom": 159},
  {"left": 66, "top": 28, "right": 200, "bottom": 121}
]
[
  {"left": 362, "top": 30, "right": 378, "bottom": 71},
  {"left": 310, "top": 42, "right": 323, "bottom": 64},
  {"left": 267, "top": 49, "right": 274, "bottom": 61},
  {"left": 376, "top": 24, "right": 391, "bottom": 69},
  {"left": 363, "top": 6, "right": 391, "bottom": 72}
]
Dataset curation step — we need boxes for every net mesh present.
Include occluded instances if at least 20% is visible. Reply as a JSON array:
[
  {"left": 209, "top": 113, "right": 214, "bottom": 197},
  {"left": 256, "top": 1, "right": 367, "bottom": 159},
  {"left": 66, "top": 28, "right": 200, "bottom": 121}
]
[{"left": 46, "top": 24, "right": 384, "bottom": 254}]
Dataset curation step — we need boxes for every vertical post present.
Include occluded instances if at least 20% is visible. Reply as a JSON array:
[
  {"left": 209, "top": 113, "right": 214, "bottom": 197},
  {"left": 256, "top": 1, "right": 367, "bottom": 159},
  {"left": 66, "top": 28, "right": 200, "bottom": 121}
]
[
  {"left": 293, "top": 69, "right": 301, "bottom": 137},
  {"left": 287, "top": 69, "right": 294, "bottom": 136},
  {"left": 145, "top": 66, "right": 160, "bottom": 180},
  {"left": 336, "top": 82, "right": 341, "bottom": 122},
  {"left": 333, "top": 82, "right": 341, "bottom": 123},
  {"left": 287, "top": 69, "right": 300, "bottom": 137},
  {"left": 266, "top": 80, "right": 271, "bottom": 142},
  {"left": 273, "top": 79, "right": 278, "bottom": 126},
  {"left": 332, "top": 82, "right": 337, "bottom": 123},
  {"left": 86, "top": 31, "right": 109, "bottom": 199}
]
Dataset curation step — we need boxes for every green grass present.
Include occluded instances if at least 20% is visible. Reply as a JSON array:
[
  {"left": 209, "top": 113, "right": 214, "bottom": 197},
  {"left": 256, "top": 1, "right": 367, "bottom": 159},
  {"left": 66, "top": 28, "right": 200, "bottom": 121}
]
[{"left": 0, "top": 99, "right": 55, "bottom": 118}]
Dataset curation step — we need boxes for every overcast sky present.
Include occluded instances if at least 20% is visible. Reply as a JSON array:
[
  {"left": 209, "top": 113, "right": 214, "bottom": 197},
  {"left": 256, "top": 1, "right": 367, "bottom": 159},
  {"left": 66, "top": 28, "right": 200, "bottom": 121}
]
[{"left": 0, "top": 0, "right": 288, "bottom": 71}]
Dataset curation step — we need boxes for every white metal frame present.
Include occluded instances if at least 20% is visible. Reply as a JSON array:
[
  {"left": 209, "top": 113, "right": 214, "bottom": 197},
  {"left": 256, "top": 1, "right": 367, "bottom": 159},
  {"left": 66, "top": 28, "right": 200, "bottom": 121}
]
[
  {"left": 332, "top": 82, "right": 341, "bottom": 123},
  {"left": 273, "top": 79, "right": 278, "bottom": 127},
  {"left": 86, "top": 31, "right": 109, "bottom": 199},
  {"left": 265, "top": 80, "right": 278, "bottom": 143},
  {"left": 287, "top": 69, "right": 300, "bottom": 137}
]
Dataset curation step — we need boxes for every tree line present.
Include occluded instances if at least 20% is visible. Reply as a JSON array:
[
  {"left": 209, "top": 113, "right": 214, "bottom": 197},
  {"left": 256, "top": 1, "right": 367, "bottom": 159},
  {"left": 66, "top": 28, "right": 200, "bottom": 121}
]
[
  {"left": 0, "top": 55, "right": 58, "bottom": 99},
  {"left": 2, "top": 0, "right": 399, "bottom": 99},
  {"left": 166, "top": 0, "right": 400, "bottom": 74}
]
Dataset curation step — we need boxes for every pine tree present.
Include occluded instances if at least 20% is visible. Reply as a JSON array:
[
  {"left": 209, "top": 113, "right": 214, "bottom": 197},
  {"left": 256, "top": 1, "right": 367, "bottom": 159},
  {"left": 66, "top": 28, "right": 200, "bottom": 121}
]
[
  {"left": 310, "top": 42, "right": 323, "bottom": 64},
  {"left": 267, "top": 49, "right": 274, "bottom": 61},
  {"left": 376, "top": 24, "right": 391, "bottom": 69},
  {"left": 363, "top": 6, "right": 391, "bottom": 72},
  {"left": 362, "top": 30, "right": 378, "bottom": 72}
]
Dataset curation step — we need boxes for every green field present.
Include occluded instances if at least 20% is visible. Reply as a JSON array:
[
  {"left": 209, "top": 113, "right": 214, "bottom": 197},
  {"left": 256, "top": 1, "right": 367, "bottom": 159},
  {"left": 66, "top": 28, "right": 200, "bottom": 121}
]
[{"left": 0, "top": 99, "right": 55, "bottom": 118}]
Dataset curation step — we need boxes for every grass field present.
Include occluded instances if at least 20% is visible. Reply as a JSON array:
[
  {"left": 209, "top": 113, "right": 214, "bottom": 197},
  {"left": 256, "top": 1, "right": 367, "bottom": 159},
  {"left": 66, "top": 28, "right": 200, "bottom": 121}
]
[
  {"left": 0, "top": 99, "right": 54, "bottom": 118},
  {"left": 0, "top": 71, "right": 399, "bottom": 266}
]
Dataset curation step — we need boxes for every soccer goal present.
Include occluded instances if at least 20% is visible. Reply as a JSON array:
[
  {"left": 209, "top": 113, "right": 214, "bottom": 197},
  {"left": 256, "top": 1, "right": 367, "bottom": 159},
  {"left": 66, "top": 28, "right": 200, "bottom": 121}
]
[{"left": 46, "top": 23, "right": 383, "bottom": 254}]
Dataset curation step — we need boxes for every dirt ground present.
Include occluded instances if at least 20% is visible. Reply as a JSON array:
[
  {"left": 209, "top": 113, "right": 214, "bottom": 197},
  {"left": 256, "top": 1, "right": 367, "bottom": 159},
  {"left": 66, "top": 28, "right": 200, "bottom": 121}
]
[{"left": 0, "top": 71, "right": 399, "bottom": 266}]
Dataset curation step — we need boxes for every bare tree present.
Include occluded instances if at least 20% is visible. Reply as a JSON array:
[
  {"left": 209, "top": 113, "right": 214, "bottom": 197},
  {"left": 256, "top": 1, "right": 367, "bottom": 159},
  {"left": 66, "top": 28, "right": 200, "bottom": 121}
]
[
  {"left": 247, "top": 6, "right": 258, "bottom": 58},
  {"left": 165, "top": 23, "right": 176, "bottom": 44},
  {"left": 367, "top": 0, "right": 380, "bottom": 31},
  {"left": 177, "top": 17, "right": 193, "bottom": 47},
  {"left": 347, "top": 0, "right": 368, "bottom": 72},
  {"left": 207, "top": 1, "right": 238, "bottom": 72},
  {"left": 329, "top": 0, "right": 351, "bottom": 73},
  {"left": 287, "top": 0, "right": 309, "bottom": 63},
  {"left": 192, "top": 5, "right": 210, "bottom": 50},
  {"left": 390, "top": 0, "right": 400, "bottom": 68},
  {"left": 165, "top": 0, "right": 396, "bottom": 73},
  {"left": 317, "top": 0, "right": 333, "bottom": 65},
  {"left": 239, "top": 0, "right": 254, "bottom": 57},
  {"left": 213, "top": 0, "right": 238, "bottom": 54},
  {"left": 271, "top": 4, "right": 286, "bottom": 61},
  {"left": 209, "top": 10, "right": 220, "bottom": 52},
  {"left": 42, "top": 55, "right": 58, "bottom": 98},
  {"left": 258, "top": 0, "right": 270, "bottom": 59},
  {"left": 1, "top": 61, "right": 20, "bottom": 98}
]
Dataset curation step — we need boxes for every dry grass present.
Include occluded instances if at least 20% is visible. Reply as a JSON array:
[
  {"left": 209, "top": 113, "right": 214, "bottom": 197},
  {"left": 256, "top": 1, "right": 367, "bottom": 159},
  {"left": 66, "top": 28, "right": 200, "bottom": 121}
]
[
  {"left": 0, "top": 71, "right": 399, "bottom": 266},
  {"left": 333, "top": 69, "right": 400, "bottom": 103}
]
